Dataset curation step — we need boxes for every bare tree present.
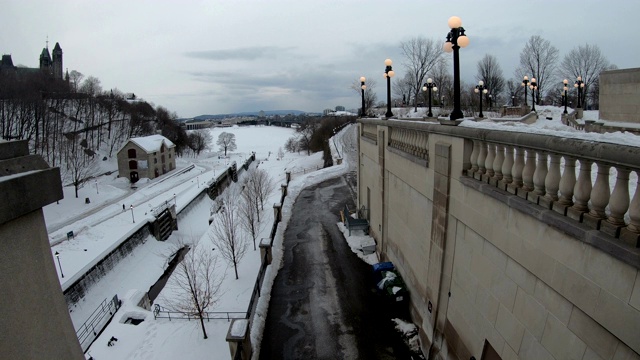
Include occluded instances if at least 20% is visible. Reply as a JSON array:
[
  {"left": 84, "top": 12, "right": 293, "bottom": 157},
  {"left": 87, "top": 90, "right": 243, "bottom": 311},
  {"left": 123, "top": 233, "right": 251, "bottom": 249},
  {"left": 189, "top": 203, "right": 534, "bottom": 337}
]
[
  {"left": 246, "top": 168, "right": 274, "bottom": 211},
  {"left": 400, "top": 37, "right": 444, "bottom": 112},
  {"left": 209, "top": 192, "right": 247, "bottom": 280},
  {"left": 428, "top": 59, "right": 452, "bottom": 107},
  {"left": 393, "top": 73, "right": 415, "bottom": 108},
  {"left": 284, "top": 136, "right": 300, "bottom": 153},
  {"left": 239, "top": 183, "right": 263, "bottom": 251},
  {"left": 216, "top": 132, "right": 237, "bottom": 156},
  {"left": 277, "top": 147, "right": 284, "bottom": 160},
  {"left": 297, "top": 120, "right": 317, "bottom": 155},
  {"left": 506, "top": 79, "right": 525, "bottom": 106},
  {"left": 159, "top": 237, "right": 225, "bottom": 339},
  {"left": 517, "top": 35, "right": 559, "bottom": 105},
  {"left": 62, "top": 137, "right": 99, "bottom": 198},
  {"left": 558, "top": 44, "right": 613, "bottom": 109},
  {"left": 188, "top": 129, "right": 212, "bottom": 156},
  {"left": 350, "top": 78, "right": 378, "bottom": 116},
  {"left": 476, "top": 54, "right": 505, "bottom": 107}
]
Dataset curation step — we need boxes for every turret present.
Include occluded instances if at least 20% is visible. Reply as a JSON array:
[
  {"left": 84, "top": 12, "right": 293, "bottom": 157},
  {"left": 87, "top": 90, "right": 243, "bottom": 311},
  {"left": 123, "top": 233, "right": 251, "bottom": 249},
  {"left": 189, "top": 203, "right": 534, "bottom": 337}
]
[{"left": 52, "top": 43, "right": 63, "bottom": 79}]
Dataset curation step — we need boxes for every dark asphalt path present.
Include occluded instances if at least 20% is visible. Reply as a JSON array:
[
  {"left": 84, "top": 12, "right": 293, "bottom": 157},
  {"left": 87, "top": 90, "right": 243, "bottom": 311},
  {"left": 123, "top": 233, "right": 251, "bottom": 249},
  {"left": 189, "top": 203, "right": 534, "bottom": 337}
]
[{"left": 259, "top": 175, "right": 412, "bottom": 360}]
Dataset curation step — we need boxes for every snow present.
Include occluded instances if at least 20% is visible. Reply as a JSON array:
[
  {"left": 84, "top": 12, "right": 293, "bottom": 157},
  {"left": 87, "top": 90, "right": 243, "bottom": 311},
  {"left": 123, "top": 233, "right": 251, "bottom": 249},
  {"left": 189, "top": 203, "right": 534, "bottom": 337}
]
[
  {"left": 230, "top": 319, "right": 249, "bottom": 337},
  {"left": 40, "top": 108, "right": 640, "bottom": 359},
  {"left": 126, "top": 134, "right": 175, "bottom": 154}
]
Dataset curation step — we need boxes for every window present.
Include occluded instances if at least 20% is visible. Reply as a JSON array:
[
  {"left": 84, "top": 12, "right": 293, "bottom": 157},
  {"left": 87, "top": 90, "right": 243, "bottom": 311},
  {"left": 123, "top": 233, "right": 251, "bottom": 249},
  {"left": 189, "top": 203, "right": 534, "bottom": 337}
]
[
  {"left": 128, "top": 148, "right": 136, "bottom": 158},
  {"left": 161, "top": 154, "right": 165, "bottom": 163},
  {"left": 161, "top": 144, "right": 165, "bottom": 153},
  {"left": 129, "top": 160, "right": 138, "bottom": 169},
  {"left": 154, "top": 158, "right": 157, "bottom": 164}
]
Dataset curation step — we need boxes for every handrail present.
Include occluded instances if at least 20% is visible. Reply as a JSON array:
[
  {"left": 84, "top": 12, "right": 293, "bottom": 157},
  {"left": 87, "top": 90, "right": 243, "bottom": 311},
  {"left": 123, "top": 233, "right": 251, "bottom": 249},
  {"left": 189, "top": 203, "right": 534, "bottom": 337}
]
[{"left": 152, "top": 304, "right": 247, "bottom": 321}]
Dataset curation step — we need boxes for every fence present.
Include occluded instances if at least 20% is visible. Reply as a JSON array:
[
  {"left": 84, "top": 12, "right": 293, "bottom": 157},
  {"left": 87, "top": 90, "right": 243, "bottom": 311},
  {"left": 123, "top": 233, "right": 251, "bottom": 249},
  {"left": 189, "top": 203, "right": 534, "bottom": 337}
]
[
  {"left": 152, "top": 304, "right": 247, "bottom": 322},
  {"left": 76, "top": 295, "right": 121, "bottom": 352}
]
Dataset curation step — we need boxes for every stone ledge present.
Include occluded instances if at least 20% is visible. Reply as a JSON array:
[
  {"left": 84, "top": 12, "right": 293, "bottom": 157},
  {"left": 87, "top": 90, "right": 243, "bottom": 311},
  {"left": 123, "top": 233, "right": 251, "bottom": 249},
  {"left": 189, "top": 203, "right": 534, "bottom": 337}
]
[
  {"left": 388, "top": 146, "right": 429, "bottom": 168},
  {"left": 459, "top": 176, "right": 640, "bottom": 270},
  {"left": 0, "top": 167, "right": 63, "bottom": 226}
]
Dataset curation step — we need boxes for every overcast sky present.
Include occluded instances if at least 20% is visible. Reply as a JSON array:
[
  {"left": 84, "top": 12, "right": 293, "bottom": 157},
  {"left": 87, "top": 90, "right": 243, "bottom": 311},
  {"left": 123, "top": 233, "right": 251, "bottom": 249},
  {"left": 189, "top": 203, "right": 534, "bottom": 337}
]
[{"left": 2, "top": 0, "right": 638, "bottom": 118}]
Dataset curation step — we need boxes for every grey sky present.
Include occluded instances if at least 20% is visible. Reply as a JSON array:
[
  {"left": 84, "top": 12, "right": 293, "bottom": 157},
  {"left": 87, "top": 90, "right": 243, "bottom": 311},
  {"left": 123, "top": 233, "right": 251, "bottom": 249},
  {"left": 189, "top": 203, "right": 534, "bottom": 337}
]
[{"left": 1, "top": 0, "right": 638, "bottom": 117}]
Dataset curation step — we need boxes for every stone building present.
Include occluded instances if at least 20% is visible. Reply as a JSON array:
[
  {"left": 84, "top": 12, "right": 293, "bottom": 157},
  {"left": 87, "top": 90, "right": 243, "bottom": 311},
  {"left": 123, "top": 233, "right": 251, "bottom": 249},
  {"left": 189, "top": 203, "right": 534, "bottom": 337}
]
[
  {"left": 0, "top": 140, "right": 84, "bottom": 359},
  {"left": 117, "top": 135, "right": 176, "bottom": 182},
  {"left": 0, "top": 41, "right": 65, "bottom": 80}
]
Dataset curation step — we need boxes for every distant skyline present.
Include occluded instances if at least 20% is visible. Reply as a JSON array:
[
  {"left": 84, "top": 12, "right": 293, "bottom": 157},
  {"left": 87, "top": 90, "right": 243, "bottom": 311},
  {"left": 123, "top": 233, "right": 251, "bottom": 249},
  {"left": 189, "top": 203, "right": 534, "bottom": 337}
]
[{"left": 2, "top": 0, "right": 638, "bottom": 118}]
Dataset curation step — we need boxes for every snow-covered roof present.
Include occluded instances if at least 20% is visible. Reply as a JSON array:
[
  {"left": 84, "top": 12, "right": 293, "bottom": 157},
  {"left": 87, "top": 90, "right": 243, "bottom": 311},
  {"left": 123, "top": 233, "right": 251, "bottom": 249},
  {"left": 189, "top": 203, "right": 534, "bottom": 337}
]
[{"left": 128, "top": 135, "right": 175, "bottom": 154}]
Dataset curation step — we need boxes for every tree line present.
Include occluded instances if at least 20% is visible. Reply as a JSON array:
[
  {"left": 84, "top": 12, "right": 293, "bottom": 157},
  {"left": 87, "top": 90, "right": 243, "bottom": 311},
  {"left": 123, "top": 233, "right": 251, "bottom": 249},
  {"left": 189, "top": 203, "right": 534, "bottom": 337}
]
[{"left": 354, "top": 35, "right": 616, "bottom": 114}]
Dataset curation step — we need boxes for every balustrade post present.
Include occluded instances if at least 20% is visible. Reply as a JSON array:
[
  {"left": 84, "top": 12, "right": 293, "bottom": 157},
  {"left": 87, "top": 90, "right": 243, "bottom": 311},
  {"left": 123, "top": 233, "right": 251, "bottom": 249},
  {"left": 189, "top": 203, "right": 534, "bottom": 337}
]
[
  {"left": 499, "top": 145, "right": 514, "bottom": 191},
  {"left": 602, "top": 167, "right": 630, "bottom": 238},
  {"left": 532, "top": 151, "right": 549, "bottom": 205},
  {"left": 483, "top": 143, "right": 496, "bottom": 183},
  {"left": 419, "top": 133, "right": 428, "bottom": 160},
  {"left": 567, "top": 159, "right": 593, "bottom": 222},
  {"left": 492, "top": 144, "right": 505, "bottom": 185},
  {"left": 620, "top": 172, "right": 640, "bottom": 247},
  {"left": 475, "top": 141, "right": 487, "bottom": 180},
  {"left": 508, "top": 147, "right": 525, "bottom": 195},
  {"left": 469, "top": 140, "right": 480, "bottom": 174},
  {"left": 540, "top": 153, "right": 561, "bottom": 209},
  {"left": 520, "top": 149, "right": 536, "bottom": 199},
  {"left": 553, "top": 156, "right": 576, "bottom": 215},
  {"left": 583, "top": 162, "right": 611, "bottom": 230}
]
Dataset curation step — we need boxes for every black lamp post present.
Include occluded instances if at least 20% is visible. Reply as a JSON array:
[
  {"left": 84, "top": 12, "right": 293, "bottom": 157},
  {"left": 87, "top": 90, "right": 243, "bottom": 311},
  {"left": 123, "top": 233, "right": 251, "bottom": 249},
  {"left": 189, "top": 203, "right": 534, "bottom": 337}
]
[
  {"left": 521, "top": 75, "right": 530, "bottom": 106},
  {"left": 130, "top": 204, "right": 135, "bottom": 223},
  {"left": 562, "top": 79, "right": 569, "bottom": 114},
  {"left": 511, "top": 94, "right": 515, "bottom": 106},
  {"left": 474, "top": 80, "right": 488, "bottom": 118},
  {"left": 384, "top": 59, "right": 395, "bottom": 118},
  {"left": 443, "top": 16, "right": 470, "bottom": 120},
  {"left": 488, "top": 94, "right": 492, "bottom": 110},
  {"left": 422, "top": 78, "right": 437, "bottom": 117},
  {"left": 54, "top": 251, "right": 64, "bottom": 278},
  {"left": 360, "top": 76, "right": 366, "bottom": 117},
  {"left": 529, "top": 77, "right": 537, "bottom": 112},
  {"left": 574, "top": 76, "right": 585, "bottom": 108}
]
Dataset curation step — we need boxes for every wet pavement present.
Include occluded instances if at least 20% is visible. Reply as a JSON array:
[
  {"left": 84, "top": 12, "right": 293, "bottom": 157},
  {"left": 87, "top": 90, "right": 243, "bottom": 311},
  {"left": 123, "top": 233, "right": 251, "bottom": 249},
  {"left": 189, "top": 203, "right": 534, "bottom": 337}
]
[{"left": 259, "top": 175, "right": 414, "bottom": 360}]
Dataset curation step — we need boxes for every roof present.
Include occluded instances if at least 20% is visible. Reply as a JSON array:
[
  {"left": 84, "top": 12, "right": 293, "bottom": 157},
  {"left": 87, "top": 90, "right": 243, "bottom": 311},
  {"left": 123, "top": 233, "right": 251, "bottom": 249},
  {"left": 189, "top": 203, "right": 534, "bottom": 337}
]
[{"left": 126, "top": 134, "right": 175, "bottom": 154}]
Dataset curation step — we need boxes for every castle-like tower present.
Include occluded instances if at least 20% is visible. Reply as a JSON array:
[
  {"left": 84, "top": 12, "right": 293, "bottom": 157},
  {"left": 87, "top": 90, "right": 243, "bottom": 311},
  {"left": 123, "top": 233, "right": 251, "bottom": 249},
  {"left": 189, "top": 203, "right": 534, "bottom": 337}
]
[{"left": 38, "top": 42, "right": 63, "bottom": 80}]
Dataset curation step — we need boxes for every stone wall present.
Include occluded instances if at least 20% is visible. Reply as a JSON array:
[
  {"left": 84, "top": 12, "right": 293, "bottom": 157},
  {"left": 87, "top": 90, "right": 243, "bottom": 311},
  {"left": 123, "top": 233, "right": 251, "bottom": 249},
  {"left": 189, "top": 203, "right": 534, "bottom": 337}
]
[
  {"left": 357, "top": 120, "right": 640, "bottom": 360},
  {"left": 599, "top": 67, "right": 640, "bottom": 123}
]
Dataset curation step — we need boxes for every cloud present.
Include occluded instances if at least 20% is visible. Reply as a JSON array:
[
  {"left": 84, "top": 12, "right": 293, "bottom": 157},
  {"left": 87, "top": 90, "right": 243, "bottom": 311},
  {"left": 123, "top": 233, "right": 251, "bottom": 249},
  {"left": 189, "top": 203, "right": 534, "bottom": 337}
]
[{"left": 184, "top": 46, "right": 298, "bottom": 61}]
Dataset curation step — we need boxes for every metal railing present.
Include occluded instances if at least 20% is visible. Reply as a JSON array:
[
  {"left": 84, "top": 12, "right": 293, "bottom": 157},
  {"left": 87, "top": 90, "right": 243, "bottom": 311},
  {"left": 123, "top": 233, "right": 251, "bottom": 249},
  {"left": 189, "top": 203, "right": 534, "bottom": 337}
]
[
  {"left": 76, "top": 295, "right": 121, "bottom": 352},
  {"left": 152, "top": 304, "right": 247, "bottom": 322}
]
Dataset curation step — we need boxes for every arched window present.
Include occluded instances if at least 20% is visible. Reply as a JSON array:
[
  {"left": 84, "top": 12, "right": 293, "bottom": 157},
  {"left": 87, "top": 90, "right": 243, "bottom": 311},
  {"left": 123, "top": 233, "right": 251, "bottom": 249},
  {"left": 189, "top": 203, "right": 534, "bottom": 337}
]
[
  {"left": 161, "top": 154, "right": 165, "bottom": 163},
  {"left": 128, "top": 148, "right": 136, "bottom": 158},
  {"left": 161, "top": 144, "right": 165, "bottom": 153},
  {"left": 129, "top": 160, "right": 138, "bottom": 169}
]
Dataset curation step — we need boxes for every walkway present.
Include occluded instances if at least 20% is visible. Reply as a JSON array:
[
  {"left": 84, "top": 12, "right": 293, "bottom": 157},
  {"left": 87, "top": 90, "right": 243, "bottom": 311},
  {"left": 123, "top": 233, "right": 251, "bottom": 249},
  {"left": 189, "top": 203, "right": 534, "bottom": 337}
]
[{"left": 259, "top": 175, "right": 413, "bottom": 359}]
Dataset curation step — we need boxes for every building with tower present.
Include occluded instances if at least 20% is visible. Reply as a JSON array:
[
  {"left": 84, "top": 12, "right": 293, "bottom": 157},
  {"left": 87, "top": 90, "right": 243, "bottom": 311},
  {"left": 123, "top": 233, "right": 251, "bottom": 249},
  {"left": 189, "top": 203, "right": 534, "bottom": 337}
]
[{"left": 1, "top": 41, "right": 65, "bottom": 80}]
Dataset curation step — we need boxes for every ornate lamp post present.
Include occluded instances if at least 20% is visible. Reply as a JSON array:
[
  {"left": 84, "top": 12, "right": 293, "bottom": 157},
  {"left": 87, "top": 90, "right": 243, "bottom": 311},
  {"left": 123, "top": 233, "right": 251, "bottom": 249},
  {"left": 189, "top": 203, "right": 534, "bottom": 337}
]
[
  {"left": 360, "top": 76, "right": 366, "bottom": 117},
  {"left": 521, "top": 75, "right": 530, "bottom": 106},
  {"left": 574, "top": 76, "right": 585, "bottom": 108},
  {"left": 529, "top": 77, "right": 537, "bottom": 112},
  {"left": 443, "top": 16, "right": 470, "bottom": 120},
  {"left": 422, "top": 78, "right": 437, "bottom": 117},
  {"left": 474, "top": 80, "right": 488, "bottom": 118},
  {"left": 383, "top": 59, "right": 395, "bottom": 118},
  {"left": 54, "top": 251, "right": 64, "bottom": 278},
  {"left": 562, "top": 79, "right": 569, "bottom": 114}
]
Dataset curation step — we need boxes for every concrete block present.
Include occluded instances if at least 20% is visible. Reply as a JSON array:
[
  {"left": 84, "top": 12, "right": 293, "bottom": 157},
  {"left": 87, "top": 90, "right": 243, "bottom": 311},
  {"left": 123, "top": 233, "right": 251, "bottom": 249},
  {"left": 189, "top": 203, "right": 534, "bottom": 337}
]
[
  {"left": 537, "top": 226, "right": 588, "bottom": 276},
  {"left": 501, "top": 344, "right": 518, "bottom": 360},
  {"left": 612, "top": 342, "right": 640, "bottom": 360},
  {"left": 534, "top": 279, "right": 574, "bottom": 325},
  {"left": 491, "top": 271, "right": 518, "bottom": 311},
  {"left": 483, "top": 240, "right": 508, "bottom": 271},
  {"left": 541, "top": 314, "right": 587, "bottom": 360},
  {"left": 582, "top": 246, "right": 636, "bottom": 303},
  {"left": 592, "top": 290, "right": 640, "bottom": 355},
  {"left": 495, "top": 303, "right": 525, "bottom": 352},
  {"left": 519, "top": 329, "right": 554, "bottom": 360},
  {"left": 513, "top": 287, "right": 548, "bottom": 341},
  {"left": 551, "top": 263, "right": 600, "bottom": 315},
  {"left": 475, "top": 285, "right": 500, "bottom": 324},
  {"left": 630, "top": 272, "right": 640, "bottom": 312},
  {"left": 583, "top": 347, "right": 605, "bottom": 360},
  {"left": 452, "top": 265, "right": 478, "bottom": 302},
  {"left": 619, "top": 227, "right": 640, "bottom": 248},
  {"left": 506, "top": 258, "right": 536, "bottom": 295},
  {"left": 568, "top": 307, "right": 618, "bottom": 360}
]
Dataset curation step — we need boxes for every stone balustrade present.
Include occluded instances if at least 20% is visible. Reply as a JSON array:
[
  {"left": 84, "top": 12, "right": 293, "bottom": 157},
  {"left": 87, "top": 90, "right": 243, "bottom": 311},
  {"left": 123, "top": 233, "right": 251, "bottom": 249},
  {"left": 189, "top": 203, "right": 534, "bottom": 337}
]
[
  {"left": 388, "top": 127, "right": 429, "bottom": 161},
  {"left": 361, "top": 123, "right": 377, "bottom": 143}
]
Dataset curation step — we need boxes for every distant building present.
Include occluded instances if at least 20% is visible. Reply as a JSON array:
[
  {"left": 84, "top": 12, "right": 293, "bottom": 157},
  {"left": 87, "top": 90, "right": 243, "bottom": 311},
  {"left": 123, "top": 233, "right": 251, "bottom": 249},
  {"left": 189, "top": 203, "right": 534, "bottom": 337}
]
[
  {"left": 182, "top": 119, "right": 214, "bottom": 130},
  {"left": 0, "top": 41, "right": 65, "bottom": 80},
  {"left": 117, "top": 135, "right": 176, "bottom": 182},
  {"left": 335, "top": 105, "right": 346, "bottom": 111}
]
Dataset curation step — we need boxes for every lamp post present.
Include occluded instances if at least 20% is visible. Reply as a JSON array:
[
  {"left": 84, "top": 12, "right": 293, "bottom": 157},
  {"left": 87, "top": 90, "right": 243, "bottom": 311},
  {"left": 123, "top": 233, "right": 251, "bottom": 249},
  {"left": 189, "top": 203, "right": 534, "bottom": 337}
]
[
  {"left": 529, "top": 77, "right": 537, "bottom": 112},
  {"left": 574, "top": 76, "right": 585, "bottom": 108},
  {"left": 383, "top": 59, "right": 395, "bottom": 118},
  {"left": 474, "top": 81, "right": 488, "bottom": 118},
  {"left": 360, "top": 76, "right": 366, "bottom": 117},
  {"left": 441, "top": 95, "right": 445, "bottom": 107},
  {"left": 444, "top": 16, "right": 470, "bottom": 120},
  {"left": 422, "top": 78, "right": 437, "bottom": 117},
  {"left": 130, "top": 205, "right": 135, "bottom": 223},
  {"left": 521, "top": 76, "right": 529, "bottom": 106},
  {"left": 173, "top": 193, "right": 177, "bottom": 206},
  {"left": 95, "top": 180, "right": 99, "bottom": 194},
  {"left": 562, "top": 79, "right": 569, "bottom": 114},
  {"left": 511, "top": 94, "right": 515, "bottom": 106},
  {"left": 488, "top": 94, "right": 493, "bottom": 110},
  {"left": 54, "top": 251, "right": 64, "bottom": 278}
]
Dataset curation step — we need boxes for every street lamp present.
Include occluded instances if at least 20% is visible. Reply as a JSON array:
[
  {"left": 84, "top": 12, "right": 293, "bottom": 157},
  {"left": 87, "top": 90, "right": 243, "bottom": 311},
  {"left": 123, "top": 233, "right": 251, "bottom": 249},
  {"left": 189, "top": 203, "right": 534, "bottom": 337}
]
[
  {"left": 488, "top": 94, "right": 493, "bottom": 110},
  {"left": 54, "top": 251, "right": 64, "bottom": 278},
  {"left": 562, "top": 79, "right": 569, "bottom": 114},
  {"left": 474, "top": 80, "right": 488, "bottom": 118},
  {"left": 130, "top": 205, "right": 135, "bottom": 223},
  {"left": 511, "top": 94, "right": 515, "bottom": 106},
  {"left": 574, "top": 76, "right": 585, "bottom": 108},
  {"left": 95, "top": 180, "right": 99, "bottom": 194},
  {"left": 521, "top": 76, "right": 530, "bottom": 106},
  {"left": 360, "top": 76, "right": 366, "bottom": 117},
  {"left": 383, "top": 59, "right": 395, "bottom": 118},
  {"left": 443, "top": 16, "right": 470, "bottom": 120},
  {"left": 173, "top": 193, "right": 177, "bottom": 206},
  {"left": 529, "top": 77, "right": 537, "bottom": 112},
  {"left": 422, "top": 78, "right": 437, "bottom": 117}
]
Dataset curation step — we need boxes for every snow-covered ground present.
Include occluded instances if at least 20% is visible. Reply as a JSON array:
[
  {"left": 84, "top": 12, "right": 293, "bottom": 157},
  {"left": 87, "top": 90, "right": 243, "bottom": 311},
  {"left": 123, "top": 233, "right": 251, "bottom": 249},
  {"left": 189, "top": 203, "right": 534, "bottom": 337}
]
[{"left": 42, "top": 108, "right": 640, "bottom": 360}]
